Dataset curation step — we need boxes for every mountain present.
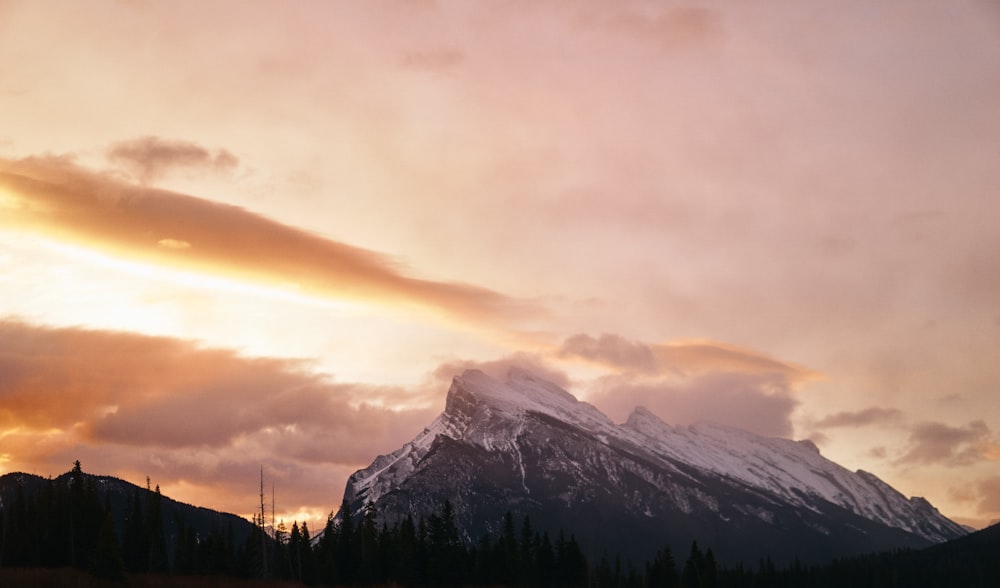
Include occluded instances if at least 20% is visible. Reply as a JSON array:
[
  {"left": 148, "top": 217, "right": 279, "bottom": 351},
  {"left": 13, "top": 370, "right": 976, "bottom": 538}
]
[{"left": 342, "top": 368, "right": 966, "bottom": 565}]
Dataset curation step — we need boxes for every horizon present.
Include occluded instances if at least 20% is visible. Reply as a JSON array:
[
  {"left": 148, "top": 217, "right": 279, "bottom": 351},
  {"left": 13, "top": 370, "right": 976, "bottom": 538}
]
[{"left": 1, "top": 0, "right": 998, "bottom": 530}]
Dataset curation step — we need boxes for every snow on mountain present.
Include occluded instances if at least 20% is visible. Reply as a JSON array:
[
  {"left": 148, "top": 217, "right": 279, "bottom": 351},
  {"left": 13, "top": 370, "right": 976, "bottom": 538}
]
[
  {"left": 350, "top": 368, "right": 615, "bottom": 497},
  {"left": 343, "top": 368, "right": 965, "bottom": 563},
  {"left": 620, "top": 405, "right": 965, "bottom": 543}
]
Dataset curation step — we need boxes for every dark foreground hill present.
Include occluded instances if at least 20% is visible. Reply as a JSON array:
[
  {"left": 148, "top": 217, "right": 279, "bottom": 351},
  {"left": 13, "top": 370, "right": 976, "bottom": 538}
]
[
  {"left": 0, "top": 463, "right": 256, "bottom": 575},
  {"left": 752, "top": 521, "right": 1000, "bottom": 588}
]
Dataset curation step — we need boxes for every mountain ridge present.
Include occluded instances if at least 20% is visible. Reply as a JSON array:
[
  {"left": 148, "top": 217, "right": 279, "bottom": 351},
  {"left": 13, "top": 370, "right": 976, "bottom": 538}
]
[{"left": 343, "top": 368, "right": 965, "bottom": 565}]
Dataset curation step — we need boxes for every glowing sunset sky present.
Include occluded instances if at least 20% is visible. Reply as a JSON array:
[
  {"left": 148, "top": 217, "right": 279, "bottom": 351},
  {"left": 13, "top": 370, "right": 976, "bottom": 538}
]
[{"left": 1, "top": 0, "right": 999, "bottom": 529}]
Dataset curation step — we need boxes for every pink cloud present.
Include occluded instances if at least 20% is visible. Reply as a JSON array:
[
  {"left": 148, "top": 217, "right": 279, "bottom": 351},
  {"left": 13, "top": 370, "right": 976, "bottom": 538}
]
[
  {"left": 897, "top": 420, "right": 998, "bottom": 466},
  {"left": 558, "top": 333, "right": 658, "bottom": 373},
  {"left": 589, "top": 371, "right": 799, "bottom": 438}
]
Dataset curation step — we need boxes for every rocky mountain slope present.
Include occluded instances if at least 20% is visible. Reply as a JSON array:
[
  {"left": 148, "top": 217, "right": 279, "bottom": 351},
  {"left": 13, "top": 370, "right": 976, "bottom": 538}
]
[{"left": 343, "top": 368, "right": 966, "bottom": 565}]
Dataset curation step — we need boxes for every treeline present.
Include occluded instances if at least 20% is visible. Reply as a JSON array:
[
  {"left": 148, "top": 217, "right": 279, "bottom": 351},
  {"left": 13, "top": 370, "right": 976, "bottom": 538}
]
[
  {"left": 1, "top": 463, "right": 994, "bottom": 587},
  {"left": 0, "top": 462, "right": 589, "bottom": 585},
  {"left": 306, "top": 499, "right": 590, "bottom": 587},
  {"left": 0, "top": 461, "right": 245, "bottom": 579}
]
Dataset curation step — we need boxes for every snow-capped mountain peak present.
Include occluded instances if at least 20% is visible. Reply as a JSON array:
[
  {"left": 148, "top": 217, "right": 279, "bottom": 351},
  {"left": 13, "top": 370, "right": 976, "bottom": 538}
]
[
  {"left": 342, "top": 369, "right": 966, "bottom": 564},
  {"left": 448, "top": 368, "right": 609, "bottom": 423}
]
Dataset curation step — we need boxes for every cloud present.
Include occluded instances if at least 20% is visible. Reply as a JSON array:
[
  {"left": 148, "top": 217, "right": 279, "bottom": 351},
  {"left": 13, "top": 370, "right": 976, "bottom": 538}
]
[
  {"left": 432, "top": 353, "right": 571, "bottom": 390},
  {"left": 814, "top": 407, "right": 904, "bottom": 428},
  {"left": 0, "top": 156, "right": 541, "bottom": 325},
  {"left": 558, "top": 333, "right": 657, "bottom": 373},
  {"left": 0, "top": 320, "right": 590, "bottom": 521},
  {"left": 0, "top": 318, "right": 448, "bottom": 520},
  {"left": 949, "top": 476, "right": 1000, "bottom": 526},
  {"left": 106, "top": 136, "right": 239, "bottom": 183},
  {"left": 588, "top": 371, "right": 799, "bottom": 438},
  {"left": 896, "top": 420, "right": 999, "bottom": 467},
  {"left": 429, "top": 343, "right": 803, "bottom": 437},
  {"left": 553, "top": 333, "right": 815, "bottom": 437},
  {"left": 0, "top": 319, "right": 433, "bottom": 462},
  {"left": 557, "top": 333, "right": 821, "bottom": 383},
  {"left": 975, "top": 476, "right": 1000, "bottom": 515}
]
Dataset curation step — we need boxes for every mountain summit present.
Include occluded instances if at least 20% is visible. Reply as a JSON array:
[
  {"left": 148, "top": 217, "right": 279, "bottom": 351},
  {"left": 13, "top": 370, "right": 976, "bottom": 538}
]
[{"left": 343, "top": 369, "right": 965, "bottom": 564}]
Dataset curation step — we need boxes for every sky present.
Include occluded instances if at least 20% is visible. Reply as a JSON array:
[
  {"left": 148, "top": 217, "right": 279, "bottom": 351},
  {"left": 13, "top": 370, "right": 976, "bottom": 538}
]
[{"left": 1, "top": 0, "right": 999, "bottom": 530}]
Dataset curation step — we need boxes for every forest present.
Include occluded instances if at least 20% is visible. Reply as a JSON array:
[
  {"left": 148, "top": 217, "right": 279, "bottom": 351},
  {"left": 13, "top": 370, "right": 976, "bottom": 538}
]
[{"left": 0, "top": 462, "right": 995, "bottom": 587}]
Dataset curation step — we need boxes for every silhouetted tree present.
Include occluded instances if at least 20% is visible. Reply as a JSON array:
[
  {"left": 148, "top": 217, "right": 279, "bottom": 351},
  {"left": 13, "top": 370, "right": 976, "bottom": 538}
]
[
  {"left": 647, "top": 544, "right": 679, "bottom": 588},
  {"left": 122, "top": 489, "right": 148, "bottom": 573},
  {"left": 145, "top": 485, "right": 168, "bottom": 574},
  {"left": 89, "top": 509, "right": 125, "bottom": 580}
]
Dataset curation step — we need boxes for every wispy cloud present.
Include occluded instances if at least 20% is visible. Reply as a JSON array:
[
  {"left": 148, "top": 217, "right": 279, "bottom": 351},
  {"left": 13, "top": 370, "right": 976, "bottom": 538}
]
[
  {"left": 0, "top": 156, "right": 542, "bottom": 325},
  {"left": 432, "top": 353, "right": 571, "bottom": 390},
  {"left": 107, "top": 136, "right": 239, "bottom": 184},
  {"left": 557, "top": 333, "right": 658, "bottom": 373},
  {"left": 557, "top": 332, "right": 821, "bottom": 383},
  {"left": 814, "top": 407, "right": 904, "bottom": 428}
]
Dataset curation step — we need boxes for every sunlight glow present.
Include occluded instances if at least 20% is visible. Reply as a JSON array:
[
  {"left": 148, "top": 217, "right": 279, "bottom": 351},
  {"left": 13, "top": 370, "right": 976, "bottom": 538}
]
[{"left": 40, "top": 238, "right": 364, "bottom": 313}]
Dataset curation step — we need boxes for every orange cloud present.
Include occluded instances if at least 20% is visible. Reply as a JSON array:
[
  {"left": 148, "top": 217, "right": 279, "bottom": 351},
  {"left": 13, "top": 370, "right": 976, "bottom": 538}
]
[
  {"left": 0, "top": 319, "right": 440, "bottom": 520},
  {"left": 0, "top": 156, "right": 541, "bottom": 325},
  {"left": 0, "top": 319, "right": 434, "bottom": 459}
]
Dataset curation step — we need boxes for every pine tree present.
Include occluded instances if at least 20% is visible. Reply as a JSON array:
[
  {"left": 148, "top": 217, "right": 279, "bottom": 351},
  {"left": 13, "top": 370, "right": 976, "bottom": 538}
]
[
  {"left": 335, "top": 498, "right": 358, "bottom": 584},
  {"left": 499, "top": 511, "right": 518, "bottom": 585},
  {"left": 89, "top": 509, "right": 125, "bottom": 580},
  {"left": 172, "top": 515, "right": 198, "bottom": 575},
  {"left": 394, "top": 515, "right": 419, "bottom": 586},
  {"left": 315, "top": 512, "right": 338, "bottom": 584},
  {"left": 646, "top": 544, "right": 679, "bottom": 588},
  {"left": 122, "top": 490, "right": 148, "bottom": 573},
  {"left": 145, "top": 485, "right": 169, "bottom": 574},
  {"left": 536, "top": 531, "right": 555, "bottom": 587},
  {"left": 359, "top": 501, "right": 380, "bottom": 583}
]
